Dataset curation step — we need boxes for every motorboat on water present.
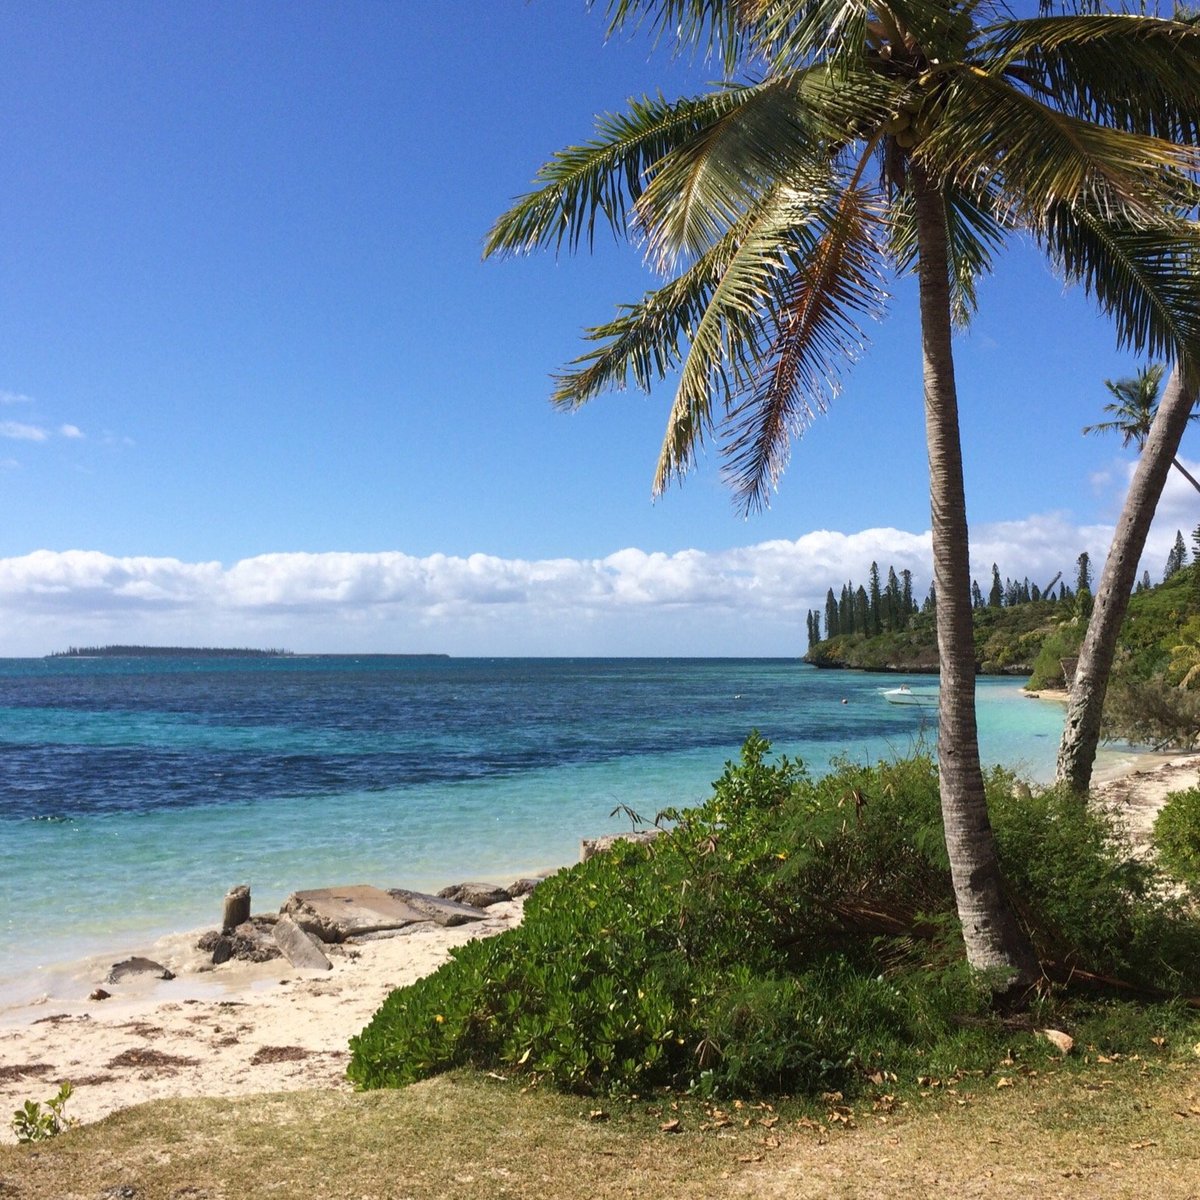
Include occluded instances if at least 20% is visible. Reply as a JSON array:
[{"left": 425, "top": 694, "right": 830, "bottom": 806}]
[{"left": 881, "top": 684, "right": 939, "bottom": 706}]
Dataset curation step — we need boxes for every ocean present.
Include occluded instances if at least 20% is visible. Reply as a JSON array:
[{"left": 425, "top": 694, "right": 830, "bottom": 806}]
[{"left": 0, "top": 655, "right": 1070, "bottom": 1003}]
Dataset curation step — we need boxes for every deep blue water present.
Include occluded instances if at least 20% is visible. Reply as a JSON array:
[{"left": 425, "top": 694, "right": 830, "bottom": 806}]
[{"left": 0, "top": 655, "right": 1067, "bottom": 995}]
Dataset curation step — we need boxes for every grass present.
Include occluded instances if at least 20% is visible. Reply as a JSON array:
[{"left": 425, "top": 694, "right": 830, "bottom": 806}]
[{"left": 4, "top": 1053, "right": 1199, "bottom": 1200}]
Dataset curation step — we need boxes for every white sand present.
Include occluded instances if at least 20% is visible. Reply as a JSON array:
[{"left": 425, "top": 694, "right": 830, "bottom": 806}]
[
  {"left": 0, "top": 899, "right": 524, "bottom": 1140},
  {"left": 3, "top": 751, "right": 1198, "bottom": 1142}
]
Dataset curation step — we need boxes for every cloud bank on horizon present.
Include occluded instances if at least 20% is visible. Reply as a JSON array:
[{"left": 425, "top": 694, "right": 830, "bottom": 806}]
[{"left": 0, "top": 503, "right": 1186, "bottom": 658}]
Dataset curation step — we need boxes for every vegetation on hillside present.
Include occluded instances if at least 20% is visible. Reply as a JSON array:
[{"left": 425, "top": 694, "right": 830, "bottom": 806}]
[
  {"left": 806, "top": 549, "right": 1200, "bottom": 753},
  {"left": 805, "top": 556, "right": 1095, "bottom": 676}
]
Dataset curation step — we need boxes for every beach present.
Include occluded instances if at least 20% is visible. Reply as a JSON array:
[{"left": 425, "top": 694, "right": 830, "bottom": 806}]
[
  {"left": 2, "top": 750, "right": 1197, "bottom": 1143},
  {"left": 0, "top": 895, "right": 526, "bottom": 1139}
]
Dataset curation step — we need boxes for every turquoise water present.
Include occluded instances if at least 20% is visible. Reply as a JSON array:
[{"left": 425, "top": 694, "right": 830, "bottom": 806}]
[{"left": 0, "top": 656, "right": 1067, "bottom": 995}]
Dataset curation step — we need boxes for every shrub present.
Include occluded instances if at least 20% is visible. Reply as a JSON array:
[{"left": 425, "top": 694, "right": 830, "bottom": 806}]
[
  {"left": 11, "top": 1082, "right": 74, "bottom": 1143},
  {"left": 1154, "top": 787, "right": 1200, "bottom": 891},
  {"left": 348, "top": 737, "right": 1200, "bottom": 1100}
]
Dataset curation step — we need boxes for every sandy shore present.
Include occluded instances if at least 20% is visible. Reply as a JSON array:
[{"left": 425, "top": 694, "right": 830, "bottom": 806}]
[
  {"left": 3, "top": 751, "right": 1199, "bottom": 1142},
  {"left": 0, "top": 898, "right": 525, "bottom": 1141}
]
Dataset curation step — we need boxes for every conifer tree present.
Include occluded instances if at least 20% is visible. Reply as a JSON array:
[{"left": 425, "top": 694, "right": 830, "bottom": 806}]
[
  {"left": 971, "top": 579, "right": 983, "bottom": 609},
  {"left": 855, "top": 585, "right": 870, "bottom": 634},
  {"left": 900, "top": 571, "right": 914, "bottom": 626},
  {"left": 989, "top": 565, "right": 1003, "bottom": 608},
  {"left": 1076, "top": 551, "right": 1094, "bottom": 619},
  {"left": 868, "top": 562, "right": 883, "bottom": 635},
  {"left": 1165, "top": 530, "right": 1188, "bottom": 580},
  {"left": 824, "top": 588, "right": 839, "bottom": 639},
  {"left": 885, "top": 566, "right": 901, "bottom": 631}
]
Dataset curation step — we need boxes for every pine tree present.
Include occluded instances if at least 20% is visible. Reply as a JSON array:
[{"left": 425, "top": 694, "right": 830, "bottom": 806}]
[
  {"left": 1076, "top": 551, "right": 1094, "bottom": 620},
  {"left": 885, "top": 567, "right": 901, "bottom": 632},
  {"left": 989, "top": 564, "right": 1003, "bottom": 608},
  {"left": 824, "top": 588, "right": 839, "bottom": 639},
  {"left": 868, "top": 562, "right": 883, "bottom": 635},
  {"left": 1165, "top": 530, "right": 1188, "bottom": 580},
  {"left": 971, "top": 579, "right": 983, "bottom": 609},
  {"left": 900, "top": 570, "right": 914, "bottom": 627},
  {"left": 1142, "top": 569, "right": 1152, "bottom": 593},
  {"left": 855, "top": 585, "right": 870, "bottom": 635},
  {"left": 840, "top": 584, "right": 853, "bottom": 634},
  {"left": 1076, "top": 552, "right": 1093, "bottom": 595},
  {"left": 923, "top": 582, "right": 937, "bottom": 615}
]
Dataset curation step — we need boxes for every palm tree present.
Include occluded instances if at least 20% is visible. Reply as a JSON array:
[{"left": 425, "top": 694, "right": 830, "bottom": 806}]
[
  {"left": 1058, "top": 360, "right": 1200, "bottom": 794},
  {"left": 1084, "top": 362, "right": 1200, "bottom": 492},
  {"left": 487, "top": 1, "right": 1200, "bottom": 990}
]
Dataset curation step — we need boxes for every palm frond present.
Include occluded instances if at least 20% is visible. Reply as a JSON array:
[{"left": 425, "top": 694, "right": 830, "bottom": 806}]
[
  {"left": 891, "top": 182, "right": 1008, "bottom": 325},
  {"left": 632, "top": 66, "right": 889, "bottom": 268},
  {"left": 980, "top": 13, "right": 1200, "bottom": 141},
  {"left": 485, "top": 87, "right": 778, "bottom": 258},
  {"left": 924, "top": 68, "right": 1199, "bottom": 225},
  {"left": 551, "top": 213, "right": 769, "bottom": 411},
  {"left": 717, "top": 185, "right": 890, "bottom": 511},
  {"left": 650, "top": 180, "right": 862, "bottom": 489},
  {"left": 598, "top": 0, "right": 762, "bottom": 73},
  {"left": 1038, "top": 207, "right": 1200, "bottom": 364}
]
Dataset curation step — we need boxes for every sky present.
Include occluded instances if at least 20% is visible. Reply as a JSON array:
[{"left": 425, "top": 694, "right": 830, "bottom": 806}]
[{"left": 0, "top": 1, "right": 1195, "bottom": 656}]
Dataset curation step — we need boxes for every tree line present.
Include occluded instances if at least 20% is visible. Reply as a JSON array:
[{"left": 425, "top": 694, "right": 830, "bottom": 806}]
[{"left": 805, "top": 554, "right": 1102, "bottom": 649}]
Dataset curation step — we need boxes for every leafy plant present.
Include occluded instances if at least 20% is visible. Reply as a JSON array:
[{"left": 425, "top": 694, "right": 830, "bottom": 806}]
[
  {"left": 11, "top": 1082, "right": 75, "bottom": 1143},
  {"left": 349, "top": 736, "right": 1200, "bottom": 1100},
  {"left": 1154, "top": 787, "right": 1200, "bottom": 892}
]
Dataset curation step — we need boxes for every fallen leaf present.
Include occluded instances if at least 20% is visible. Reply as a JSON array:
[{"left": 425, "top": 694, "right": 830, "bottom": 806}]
[
  {"left": 588, "top": 1110, "right": 609, "bottom": 1122},
  {"left": 995, "top": 1077, "right": 1015, "bottom": 1089},
  {"left": 660, "top": 1119, "right": 681, "bottom": 1134},
  {"left": 1129, "top": 1140, "right": 1158, "bottom": 1151}
]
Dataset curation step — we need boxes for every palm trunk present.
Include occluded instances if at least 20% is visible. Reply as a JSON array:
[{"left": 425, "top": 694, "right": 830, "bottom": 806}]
[
  {"left": 1057, "top": 360, "right": 1200, "bottom": 794},
  {"left": 1170, "top": 456, "right": 1200, "bottom": 496},
  {"left": 913, "top": 164, "right": 1039, "bottom": 989}
]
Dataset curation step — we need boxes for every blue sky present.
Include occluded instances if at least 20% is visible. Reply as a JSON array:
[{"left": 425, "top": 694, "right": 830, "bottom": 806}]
[{"left": 0, "top": 1, "right": 1193, "bottom": 655}]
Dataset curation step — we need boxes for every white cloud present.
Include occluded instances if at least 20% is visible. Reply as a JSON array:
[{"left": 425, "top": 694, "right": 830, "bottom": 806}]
[
  {"left": 0, "top": 421, "right": 49, "bottom": 442},
  {"left": 0, "top": 390, "right": 33, "bottom": 406},
  {"left": 0, "top": 510, "right": 1161, "bottom": 657},
  {"left": 59, "top": 424, "right": 85, "bottom": 439}
]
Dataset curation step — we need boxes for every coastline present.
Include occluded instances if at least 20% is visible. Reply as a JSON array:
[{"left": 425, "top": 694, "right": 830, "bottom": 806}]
[
  {"left": 2, "top": 748, "right": 1199, "bottom": 1142},
  {"left": 0, "top": 896, "right": 526, "bottom": 1140}
]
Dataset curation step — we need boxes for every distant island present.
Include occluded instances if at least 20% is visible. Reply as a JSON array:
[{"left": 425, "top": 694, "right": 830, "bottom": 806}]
[{"left": 47, "top": 645, "right": 293, "bottom": 659}]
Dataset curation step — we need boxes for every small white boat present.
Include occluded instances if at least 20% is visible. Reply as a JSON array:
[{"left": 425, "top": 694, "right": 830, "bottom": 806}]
[{"left": 882, "top": 684, "right": 938, "bottom": 706}]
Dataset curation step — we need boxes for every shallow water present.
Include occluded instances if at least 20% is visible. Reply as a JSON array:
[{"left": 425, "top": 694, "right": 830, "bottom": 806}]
[{"left": 0, "top": 656, "right": 1068, "bottom": 997}]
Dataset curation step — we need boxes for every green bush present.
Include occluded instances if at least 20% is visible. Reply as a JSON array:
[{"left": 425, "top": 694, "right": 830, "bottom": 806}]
[
  {"left": 1154, "top": 787, "right": 1200, "bottom": 891},
  {"left": 1027, "top": 624, "right": 1083, "bottom": 691},
  {"left": 348, "top": 737, "right": 1200, "bottom": 1100}
]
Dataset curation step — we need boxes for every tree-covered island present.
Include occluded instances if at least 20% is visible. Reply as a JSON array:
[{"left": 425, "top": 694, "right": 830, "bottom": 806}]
[{"left": 47, "top": 645, "right": 293, "bottom": 659}]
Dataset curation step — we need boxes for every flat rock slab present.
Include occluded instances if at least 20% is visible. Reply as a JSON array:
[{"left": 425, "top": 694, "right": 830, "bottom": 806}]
[
  {"left": 436, "top": 882, "right": 511, "bottom": 908},
  {"left": 388, "top": 888, "right": 489, "bottom": 927},
  {"left": 273, "top": 914, "right": 333, "bottom": 971},
  {"left": 281, "top": 885, "right": 430, "bottom": 942}
]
